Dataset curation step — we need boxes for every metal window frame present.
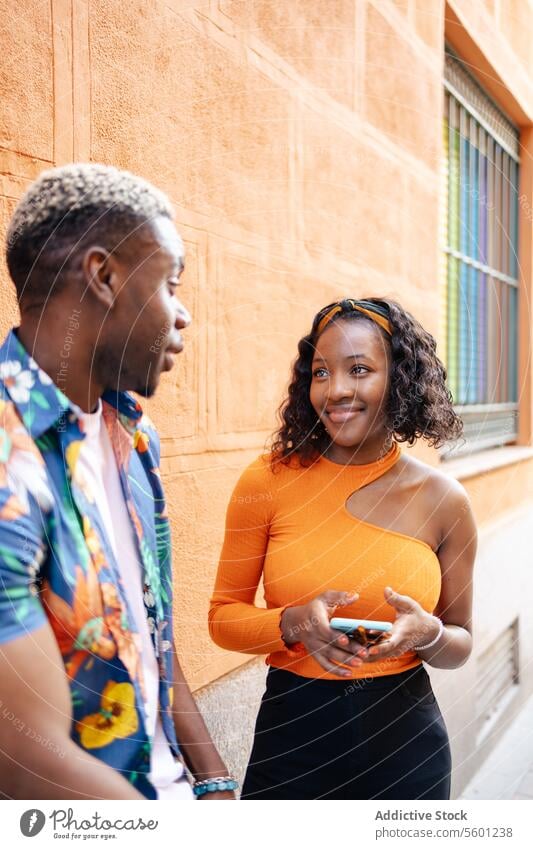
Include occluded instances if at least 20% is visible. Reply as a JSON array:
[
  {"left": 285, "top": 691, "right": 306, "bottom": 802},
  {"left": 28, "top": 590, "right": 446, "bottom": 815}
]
[{"left": 441, "top": 48, "right": 520, "bottom": 460}]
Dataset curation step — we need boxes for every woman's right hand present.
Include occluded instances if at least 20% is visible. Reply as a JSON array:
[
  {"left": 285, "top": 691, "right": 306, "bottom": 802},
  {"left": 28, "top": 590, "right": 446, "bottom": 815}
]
[{"left": 280, "top": 590, "right": 365, "bottom": 677}]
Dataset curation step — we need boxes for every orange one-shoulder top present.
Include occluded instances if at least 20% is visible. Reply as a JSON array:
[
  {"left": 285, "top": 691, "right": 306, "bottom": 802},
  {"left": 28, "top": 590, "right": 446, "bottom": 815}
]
[{"left": 208, "top": 444, "right": 442, "bottom": 680}]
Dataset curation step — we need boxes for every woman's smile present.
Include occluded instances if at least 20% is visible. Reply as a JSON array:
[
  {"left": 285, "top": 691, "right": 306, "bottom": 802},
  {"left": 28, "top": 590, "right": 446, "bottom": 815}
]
[{"left": 326, "top": 405, "right": 365, "bottom": 424}]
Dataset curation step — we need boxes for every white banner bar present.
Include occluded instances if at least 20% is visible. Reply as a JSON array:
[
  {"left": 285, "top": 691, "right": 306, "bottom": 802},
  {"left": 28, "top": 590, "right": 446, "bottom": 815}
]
[{"left": 2, "top": 799, "right": 531, "bottom": 848}]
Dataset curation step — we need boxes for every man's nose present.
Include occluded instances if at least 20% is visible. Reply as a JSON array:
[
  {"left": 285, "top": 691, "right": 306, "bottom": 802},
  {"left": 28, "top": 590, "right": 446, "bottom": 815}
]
[{"left": 175, "top": 299, "right": 192, "bottom": 330}]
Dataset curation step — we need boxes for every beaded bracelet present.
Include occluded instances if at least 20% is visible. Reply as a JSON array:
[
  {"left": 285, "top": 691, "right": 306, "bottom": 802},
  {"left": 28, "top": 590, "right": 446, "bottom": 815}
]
[
  {"left": 193, "top": 776, "right": 239, "bottom": 796},
  {"left": 413, "top": 617, "right": 444, "bottom": 651}
]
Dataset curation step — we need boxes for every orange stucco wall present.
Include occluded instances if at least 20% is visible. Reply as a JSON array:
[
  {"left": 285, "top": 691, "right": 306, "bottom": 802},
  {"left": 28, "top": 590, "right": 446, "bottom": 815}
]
[{"left": 1, "top": 1, "right": 533, "bottom": 690}]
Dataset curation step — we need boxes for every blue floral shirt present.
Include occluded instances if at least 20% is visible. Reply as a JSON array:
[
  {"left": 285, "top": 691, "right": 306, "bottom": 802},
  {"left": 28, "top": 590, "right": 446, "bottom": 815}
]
[{"left": 0, "top": 329, "right": 179, "bottom": 799}]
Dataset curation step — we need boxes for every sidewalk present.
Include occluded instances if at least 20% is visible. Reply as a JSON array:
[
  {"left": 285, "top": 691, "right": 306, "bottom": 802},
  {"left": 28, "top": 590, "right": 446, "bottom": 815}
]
[{"left": 460, "top": 693, "right": 533, "bottom": 800}]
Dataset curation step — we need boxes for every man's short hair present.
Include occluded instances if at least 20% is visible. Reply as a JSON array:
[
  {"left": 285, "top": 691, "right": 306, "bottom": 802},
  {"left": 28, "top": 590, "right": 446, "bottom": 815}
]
[{"left": 6, "top": 162, "right": 174, "bottom": 303}]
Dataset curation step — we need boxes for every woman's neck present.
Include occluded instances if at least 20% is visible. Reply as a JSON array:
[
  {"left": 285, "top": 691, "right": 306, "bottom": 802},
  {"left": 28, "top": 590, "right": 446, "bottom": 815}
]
[{"left": 323, "top": 437, "right": 394, "bottom": 466}]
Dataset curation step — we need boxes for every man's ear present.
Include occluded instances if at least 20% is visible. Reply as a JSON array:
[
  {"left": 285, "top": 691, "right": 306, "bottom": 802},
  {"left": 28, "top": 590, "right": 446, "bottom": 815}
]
[{"left": 82, "top": 246, "right": 119, "bottom": 309}]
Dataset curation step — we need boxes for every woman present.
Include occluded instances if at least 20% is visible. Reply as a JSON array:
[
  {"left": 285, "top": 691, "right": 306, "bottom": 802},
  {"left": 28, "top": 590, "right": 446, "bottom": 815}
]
[{"left": 208, "top": 297, "right": 476, "bottom": 800}]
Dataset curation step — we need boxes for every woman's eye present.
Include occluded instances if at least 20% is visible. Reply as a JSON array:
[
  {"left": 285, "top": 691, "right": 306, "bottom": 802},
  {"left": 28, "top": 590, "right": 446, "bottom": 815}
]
[
  {"left": 352, "top": 365, "right": 368, "bottom": 375},
  {"left": 312, "top": 368, "right": 328, "bottom": 378}
]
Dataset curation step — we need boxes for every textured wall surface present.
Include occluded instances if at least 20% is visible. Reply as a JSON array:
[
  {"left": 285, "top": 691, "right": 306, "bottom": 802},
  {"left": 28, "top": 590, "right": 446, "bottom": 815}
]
[
  {"left": 1, "top": 1, "right": 533, "bottom": 792},
  {"left": 194, "top": 657, "right": 267, "bottom": 792}
]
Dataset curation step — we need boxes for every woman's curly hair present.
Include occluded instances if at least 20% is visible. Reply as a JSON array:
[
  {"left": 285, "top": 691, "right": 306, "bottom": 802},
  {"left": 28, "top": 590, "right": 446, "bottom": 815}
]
[{"left": 269, "top": 297, "right": 463, "bottom": 468}]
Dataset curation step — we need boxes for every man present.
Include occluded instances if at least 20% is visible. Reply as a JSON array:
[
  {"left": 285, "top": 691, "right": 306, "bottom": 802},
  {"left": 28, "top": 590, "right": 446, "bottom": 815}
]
[{"left": 0, "top": 164, "right": 235, "bottom": 799}]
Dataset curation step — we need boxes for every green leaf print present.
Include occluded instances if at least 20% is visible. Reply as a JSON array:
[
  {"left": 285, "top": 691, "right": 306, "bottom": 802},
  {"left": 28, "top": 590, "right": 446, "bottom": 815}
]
[
  {"left": 0, "top": 546, "right": 25, "bottom": 573},
  {"left": 59, "top": 482, "right": 90, "bottom": 575},
  {"left": 23, "top": 407, "right": 36, "bottom": 430},
  {"left": 30, "top": 391, "right": 50, "bottom": 410},
  {"left": 140, "top": 537, "right": 163, "bottom": 619},
  {"left": 35, "top": 432, "right": 58, "bottom": 453},
  {"left": 71, "top": 690, "right": 85, "bottom": 708},
  {"left": 0, "top": 429, "right": 12, "bottom": 463},
  {"left": 160, "top": 582, "right": 169, "bottom": 605}
]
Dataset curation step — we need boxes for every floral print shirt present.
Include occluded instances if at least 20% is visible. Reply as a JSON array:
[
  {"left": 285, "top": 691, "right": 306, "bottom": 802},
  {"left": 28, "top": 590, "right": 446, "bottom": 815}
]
[{"left": 0, "top": 329, "right": 179, "bottom": 799}]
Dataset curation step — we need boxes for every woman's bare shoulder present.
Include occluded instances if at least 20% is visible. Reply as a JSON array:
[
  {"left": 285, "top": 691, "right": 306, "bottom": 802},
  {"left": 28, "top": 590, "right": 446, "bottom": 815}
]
[{"left": 399, "top": 453, "right": 471, "bottom": 509}]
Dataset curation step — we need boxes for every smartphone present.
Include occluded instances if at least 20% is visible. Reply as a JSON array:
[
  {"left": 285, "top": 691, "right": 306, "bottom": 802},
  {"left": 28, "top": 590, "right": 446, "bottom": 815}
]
[{"left": 330, "top": 617, "right": 392, "bottom": 647}]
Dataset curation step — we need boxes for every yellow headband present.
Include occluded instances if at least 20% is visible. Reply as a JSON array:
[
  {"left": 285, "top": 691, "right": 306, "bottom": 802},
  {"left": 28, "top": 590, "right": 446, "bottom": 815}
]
[{"left": 316, "top": 300, "right": 393, "bottom": 337}]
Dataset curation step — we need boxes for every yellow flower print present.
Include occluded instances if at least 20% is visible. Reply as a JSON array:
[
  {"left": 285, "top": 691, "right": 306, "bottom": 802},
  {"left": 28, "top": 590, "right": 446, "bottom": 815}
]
[
  {"left": 77, "top": 681, "right": 138, "bottom": 749},
  {"left": 82, "top": 516, "right": 107, "bottom": 572},
  {"left": 100, "top": 582, "right": 144, "bottom": 696},
  {"left": 65, "top": 440, "right": 82, "bottom": 473},
  {"left": 66, "top": 440, "right": 97, "bottom": 503},
  {"left": 133, "top": 430, "right": 150, "bottom": 453}
]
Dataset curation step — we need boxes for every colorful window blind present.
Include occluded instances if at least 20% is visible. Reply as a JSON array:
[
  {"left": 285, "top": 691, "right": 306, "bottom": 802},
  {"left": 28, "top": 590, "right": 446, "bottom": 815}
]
[{"left": 442, "top": 49, "right": 519, "bottom": 458}]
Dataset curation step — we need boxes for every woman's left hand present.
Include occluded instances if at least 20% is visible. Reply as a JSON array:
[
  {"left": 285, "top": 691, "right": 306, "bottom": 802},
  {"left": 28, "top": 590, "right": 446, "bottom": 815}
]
[{"left": 357, "top": 586, "right": 440, "bottom": 662}]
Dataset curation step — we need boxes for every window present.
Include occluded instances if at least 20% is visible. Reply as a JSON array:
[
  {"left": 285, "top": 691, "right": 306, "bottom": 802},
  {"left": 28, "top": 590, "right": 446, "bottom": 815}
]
[{"left": 441, "top": 47, "right": 520, "bottom": 459}]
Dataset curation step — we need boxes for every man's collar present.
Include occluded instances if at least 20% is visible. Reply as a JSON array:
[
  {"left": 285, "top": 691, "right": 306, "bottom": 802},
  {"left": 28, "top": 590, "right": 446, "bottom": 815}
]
[
  {"left": 0, "top": 329, "right": 144, "bottom": 438},
  {"left": 101, "top": 388, "right": 144, "bottom": 436}
]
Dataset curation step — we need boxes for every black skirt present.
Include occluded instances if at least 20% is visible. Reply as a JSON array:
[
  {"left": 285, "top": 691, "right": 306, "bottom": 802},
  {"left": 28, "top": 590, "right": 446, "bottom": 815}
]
[{"left": 241, "top": 664, "right": 452, "bottom": 800}]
